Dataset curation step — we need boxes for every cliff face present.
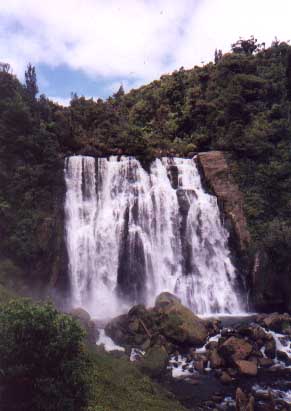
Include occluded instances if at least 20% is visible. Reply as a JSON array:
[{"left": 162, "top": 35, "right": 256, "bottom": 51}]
[
  {"left": 196, "top": 151, "right": 291, "bottom": 313},
  {"left": 0, "top": 175, "right": 69, "bottom": 306},
  {"left": 196, "top": 151, "right": 251, "bottom": 303},
  {"left": 196, "top": 151, "right": 250, "bottom": 252}
]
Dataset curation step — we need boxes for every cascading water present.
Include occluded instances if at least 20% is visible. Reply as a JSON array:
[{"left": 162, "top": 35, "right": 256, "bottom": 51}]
[{"left": 64, "top": 155, "right": 243, "bottom": 318}]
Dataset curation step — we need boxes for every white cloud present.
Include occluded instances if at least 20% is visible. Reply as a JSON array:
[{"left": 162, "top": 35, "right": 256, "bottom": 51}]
[
  {"left": 49, "top": 95, "right": 100, "bottom": 106},
  {"left": 1, "top": 0, "right": 291, "bottom": 87},
  {"left": 48, "top": 96, "right": 71, "bottom": 107}
]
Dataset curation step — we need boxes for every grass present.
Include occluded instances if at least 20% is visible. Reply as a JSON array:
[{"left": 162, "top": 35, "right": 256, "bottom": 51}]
[{"left": 88, "top": 348, "right": 186, "bottom": 411}]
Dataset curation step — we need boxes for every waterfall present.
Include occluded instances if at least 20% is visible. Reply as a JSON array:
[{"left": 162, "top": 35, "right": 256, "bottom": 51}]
[{"left": 64, "top": 155, "right": 243, "bottom": 318}]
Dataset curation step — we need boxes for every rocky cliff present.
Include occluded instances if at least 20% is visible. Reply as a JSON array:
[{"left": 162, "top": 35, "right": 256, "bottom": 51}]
[
  {"left": 196, "top": 151, "right": 291, "bottom": 313},
  {"left": 196, "top": 151, "right": 250, "bottom": 252},
  {"left": 196, "top": 151, "right": 251, "bottom": 304}
]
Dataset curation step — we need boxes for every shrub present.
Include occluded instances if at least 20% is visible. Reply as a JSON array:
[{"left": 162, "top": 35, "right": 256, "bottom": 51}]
[{"left": 0, "top": 299, "right": 93, "bottom": 411}]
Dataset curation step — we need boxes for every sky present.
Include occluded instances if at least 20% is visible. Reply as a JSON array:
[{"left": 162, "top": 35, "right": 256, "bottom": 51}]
[{"left": 1, "top": 0, "right": 291, "bottom": 105}]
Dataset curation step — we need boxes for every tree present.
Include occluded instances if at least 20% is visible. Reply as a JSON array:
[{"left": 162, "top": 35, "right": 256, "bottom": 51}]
[
  {"left": 286, "top": 50, "right": 291, "bottom": 100},
  {"left": 0, "top": 62, "right": 11, "bottom": 73},
  {"left": 25, "top": 63, "right": 38, "bottom": 101},
  {"left": 113, "top": 84, "right": 125, "bottom": 99},
  {"left": 231, "top": 36, "right": 261, "bottom": 55},
  {"left": 0, "top": 300, "right": 93, "bottom": 411},
  {"left": 214, "top": 49, "right": 223, "bottom": 63}
]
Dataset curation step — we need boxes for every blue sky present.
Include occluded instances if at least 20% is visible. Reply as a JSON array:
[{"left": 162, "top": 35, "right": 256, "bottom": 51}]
[
  {"left": 1, "top": 0, "right": 291, "bottom": 105},
  {"left": 36, "top": 63, "right": 139, "bottom": 103}
]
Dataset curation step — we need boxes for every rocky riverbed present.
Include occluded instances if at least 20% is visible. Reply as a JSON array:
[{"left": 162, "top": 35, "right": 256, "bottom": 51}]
[{"left": 85, "top": 292, "right": 291, "bottom": 410}]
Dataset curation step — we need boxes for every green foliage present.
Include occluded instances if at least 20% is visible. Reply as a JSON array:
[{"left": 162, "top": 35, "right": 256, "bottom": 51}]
[
  {"left": 0, "top": 300, "right": 186, "bottom": 411},
  {"left": 0, "top": 299, "right": 93, "bottom": 411},
  {"left": 25, "top": 63, "right": 38, "bottom": 101},
  {"left": 231, "top": 36, "right": 263, "bottom": 55},
  {"left": 88, "top": 349, "right": 185, "bottom": 411}
]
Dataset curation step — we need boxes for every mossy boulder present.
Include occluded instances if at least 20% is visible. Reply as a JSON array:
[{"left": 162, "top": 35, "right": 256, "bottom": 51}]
[
  {"left": 70, "top": 307, "right": 99, "bottom": 346},
  {"left": 154, "top": 292, "right": 208, "bottom": 347},
  {"left": 106, "top": 293, "right": 209, "bottom": 351},
  {"left": 138, "top": 345, "right": 169, "bottom": 377}
]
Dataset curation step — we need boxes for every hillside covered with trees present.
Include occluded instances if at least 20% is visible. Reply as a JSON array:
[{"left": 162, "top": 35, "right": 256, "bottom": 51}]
[{"left": 0, "top": 37, "right": 291, "bottom": 310}]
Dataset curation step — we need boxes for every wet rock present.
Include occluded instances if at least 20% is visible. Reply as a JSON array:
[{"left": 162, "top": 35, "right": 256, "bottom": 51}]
[
  {"left": 209, "top": 349, "right": 224, "bottom": 369},
  {"left": 70, "top": 307, "right": 99, "bottom": 346},
  {"left": 264, "top": 338, "right": 276, "bottom": 359},
  {"left": 206, "top": 341, "right": 218, "bottom": 350},
  {"left": 221, "top": 328, "right": 235, "bottom": 338},
  {"left": 220, "top": 371, "right": 233, "bottom": 384},
  {"left": 167, "top": 165, "right": 179, "bottom": 189},
  {"left": 258, "top": 357, "right": 274, "bottom": 367},
  {"left": 205, "top": 319, "right": 221, "bottom": 336},
  {"left": 227, "top": 367, "right": 238, "bottom": 377},
  {"left": 194, "top": 359, "right": 205, "bottom": 372},
  {"left": 256, "top": 313, "right": 291, "bottom": 334},
  {"left": 238, "top": 324, "right": 268, "bottom": 342},
  {"left": 235, "top": 387, "right": 255, "bottom": 411},
  {"left": 235, "top": 360, "right": 258, "bottom": 376},
  {"left": 277, "top": 350, "right": 290, "bottom": 365},
  {"left": 128, "top": 319, "right": 140, "bottom": 333},
  {"left": 105, "top": 314, "right": 130, "bottom": 345},
  {"left": 176, "top": 189, "right": 197, "bottom": 214},
  {"left": 218, "top": 336, "right": 252, "bottom": 362},
  {"left": 250, "top": 349, "right": 263, "bottom": 359}
]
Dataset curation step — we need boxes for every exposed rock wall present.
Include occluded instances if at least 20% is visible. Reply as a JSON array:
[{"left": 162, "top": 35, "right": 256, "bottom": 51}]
[
  {"left": 196, "top": 151, "right": 291, "bottom": 313},
  {"left": 196, "top": 151, "right": 250, "bottom": 253},
  {"left": 196, "top": 151, "right": 251, "bottom": 300}
]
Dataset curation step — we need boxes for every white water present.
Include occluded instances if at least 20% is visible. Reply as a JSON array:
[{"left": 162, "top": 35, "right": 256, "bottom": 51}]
[
  {"left": 64, "top": 155, "right": 243, "bottom": 318},
  {"left": 96, "top": 329, "right": 125, "bottom": 352},
  {"left": 168, "top": 355, "right": 198, "bottom": 378}
]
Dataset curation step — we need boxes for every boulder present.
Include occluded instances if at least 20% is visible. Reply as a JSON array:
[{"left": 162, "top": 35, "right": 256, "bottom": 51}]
[
  {"left": 209, "top": 349, "right": 224, "bottom": 369},
  {"left": 277, "top": 350, "right": 290, "bottom": 365},
  {"left": 235, "top": 360, "right": 258, "bottom": 376},
  {"left": 238, "top": 325, "right": 268, "bottom": 342},
  {"left": 256, "top": 313, "right": 291, "bottom": 334},
  {"left": 258, "top": 357, "right": 273, "bottom": 368},
  {"left": 154, "top": 292, "right": 208, "bottom": 347},
  {"left": 155, "top": 292, "right": 181, "bottom": 308},
  {"left": 70, "top": 307, "right": 99, "bottom": 346},
  {"left": 264, "top": 338, "right": 276, "bottom": 359},
  {"left": 218, "top": 336, "right": 252, "bottom": 362},
  {"left": 105, "top": 314, "right": 130, "bottom": 345},
  {"left": 220, "top": 371, "right": 233, "bottom": 384},
  {"left": 138, "top": 345, "right": 168, "bottom": 377},
  {"left": 70, "top": 307, "right": 91, "bottom": 323},
  {"left": 106, "top": 294, "right": 208, "bottom": 351},
  {"left": 235, "top": 388, "right": 255, "bottom": 411}
]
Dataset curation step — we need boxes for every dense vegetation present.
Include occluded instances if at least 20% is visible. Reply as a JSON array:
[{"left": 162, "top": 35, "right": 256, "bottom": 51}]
[
  {"left": 0, "top": 299, "right": 186, "bottom": 411},
  {"left": 0, "top": 37, "right": 291, "bottom": 308},
  {"left": 0, "top": 300, "right": 93, "bottom": 410}
]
